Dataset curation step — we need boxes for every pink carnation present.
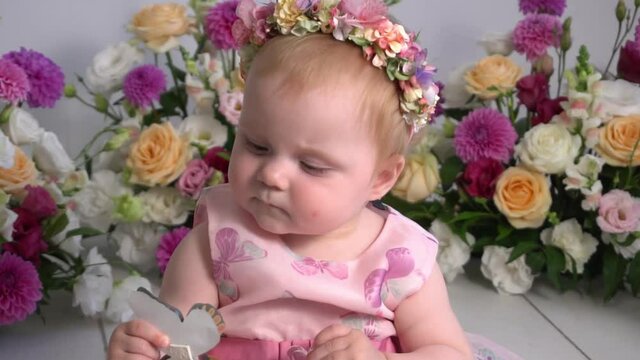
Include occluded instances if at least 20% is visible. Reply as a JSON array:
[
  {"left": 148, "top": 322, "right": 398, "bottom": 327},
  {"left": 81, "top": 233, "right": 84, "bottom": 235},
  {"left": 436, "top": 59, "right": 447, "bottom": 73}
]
[
  {"left": 519, "top": 0, "right": 566, "bottom": 16},
  {"left": 177, "top": 159, "right": 214, "bottom": 199},
  {"left": 0, "top": 59, "right": 30, "bottom": 105},
  {"left": 0, "top": 252, "right": 43, "bottom": 325},
  {"left": 597, "top": 190, "right": 640, "bottom": 234},
  {"left": 205, "top": 0, "right": 241, "bottom": 50},
  {"left": 3, "top": 208, "right": 47, "bottom": 267},
  {"left": 156, "top": 226, "right": 191, "bottom": 273},
  {"left": 513, "top": 14, "right": 562, "bottom": 60},
  {"left": 21, "top": 185, "right": 57, "bottom": 221},
  {"left": 454, "top": 108, "right": 517, "bottom": 163}
]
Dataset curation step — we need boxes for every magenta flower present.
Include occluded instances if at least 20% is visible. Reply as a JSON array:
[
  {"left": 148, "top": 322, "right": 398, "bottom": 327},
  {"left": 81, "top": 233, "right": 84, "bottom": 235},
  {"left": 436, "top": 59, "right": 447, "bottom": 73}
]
[
  {"left": 204, "top": 146, "right": 230, "bottom": 181},
  {"left": 460, "top": 158, "right": 505, "bottom": 199},
  {"left": 433, "top": 81, "right": 445, "bottom": 118},
  {"left": 617, "top": 23, "right": 640, "bottom": 84},
  {"left": 339, "top": 0, "right": 388, "bottom": 24},
  {"left": 123, "top": 65, "right": 166, "bottom": 108},
  {"left": 597, "top": 190, "right": 640, "bottom": 234},
  {"left": 205, "top": 0, "right": 241, "bottom": 50},
  {"left": 519, "top": 0, "right": 566, "bottom": 16},
  {"left": 0, "top": 252, "right": 43, "bottom": 325},
  {"left": 0, "top": 59, "right": 30, "bottom": 105},
  {"left": 516, "top": 73, "right": 549, "bottom": 111},
  {"left": 177, "top": 159, "right": 214, "bottom": 199},
  {"left": 3, "top": 208, "right": 47, "bottom": 267},
  {"left": 513, "top": 14, "right": 562, "bottom": 60},
  {"left": 2, "top": 48, "right": 64, "bottom": 108},
  {"left": 156, "top": 226, "right": 191, "bottom": 273},
  {"left": 21, "top": 185, "right": 57, "bottom": 221},
  {"left": 454, "top": 108, "right": 517, "bottom": 163}
]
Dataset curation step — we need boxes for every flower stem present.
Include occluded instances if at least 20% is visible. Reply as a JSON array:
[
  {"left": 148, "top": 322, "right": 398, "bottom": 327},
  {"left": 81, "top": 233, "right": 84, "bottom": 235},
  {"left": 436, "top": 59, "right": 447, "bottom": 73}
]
[
  {"left": 73, "top": 94, "right": 120, "bottom": 122},
  {"left": 603, "top": 7, "right": 639, "bottom": 77},
  {"left": 166, "top": 52, "right": 188, "bottom": 118}
]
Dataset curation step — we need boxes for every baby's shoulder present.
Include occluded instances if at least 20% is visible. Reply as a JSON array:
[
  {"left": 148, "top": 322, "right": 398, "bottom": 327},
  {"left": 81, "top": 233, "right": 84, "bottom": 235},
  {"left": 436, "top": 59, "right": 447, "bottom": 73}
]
[
  {"left": 383, "top": 206, "right": 439, "bottom": 248},
  {"left": 194, "top": 184, "right": 237, "bottom": 227}
]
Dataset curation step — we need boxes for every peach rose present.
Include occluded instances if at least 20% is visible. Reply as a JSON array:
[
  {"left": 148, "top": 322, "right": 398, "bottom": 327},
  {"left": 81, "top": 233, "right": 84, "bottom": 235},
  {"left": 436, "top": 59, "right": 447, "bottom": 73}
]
[
  {"left": 465, "top": 55, "right": 522, "bottom": 100},
  {"left": 595, "top": 115, "right": 640, "bottom": 167},
  {"left": 0, "top": 147, "right": 37, "bottom": 194},
  {"left": 126, "top": 123, "right": 191, "bottom": 187},
  {"left": 493, "top": 167, "right": 551, "bottom": 229},
  {"left": 391, "top": 152, "right": 440, "bottom": 203},
  {"left": 130, "top": 3, "right": 193, "bottom": 52}
]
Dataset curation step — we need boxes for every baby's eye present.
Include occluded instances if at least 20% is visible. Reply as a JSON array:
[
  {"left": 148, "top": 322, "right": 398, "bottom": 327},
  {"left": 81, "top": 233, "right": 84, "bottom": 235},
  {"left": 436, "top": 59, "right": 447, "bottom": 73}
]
[
  {"left": 300, "top": 161, "right": 330, "bottom": 176},
  {"left": 245, "top": 138, "right": 269, "bottom": 154}
]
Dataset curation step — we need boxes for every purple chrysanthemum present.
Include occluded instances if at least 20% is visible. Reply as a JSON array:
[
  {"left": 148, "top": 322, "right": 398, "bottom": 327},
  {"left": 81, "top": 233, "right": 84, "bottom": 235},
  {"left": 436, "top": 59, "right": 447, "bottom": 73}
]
[
  {"left": 205, "top": 0, "right": 241, "bottom": 50},
  {"left": 519, "top": 0, "right": 566, "bottom": 16},
  {"left": 2, "top": 48, "right": 64, "bottom": 108},
  {"left": 513, "top": 14, "right": 563, "bottom": 60},
  {"left": 123, "top": 65, "right": 166, "bottom": 108},
  {"left": 0, "top": 59, "right": 30, "bottom": 105},
  {"left": 0, "top": 252, "right": 43, "bottom": 325},
  {"left": 156, "top": 226, "right": 191, "bottom": 273},
  {"left": 454, "top": 108, "right": 517, "bottom": 163}
]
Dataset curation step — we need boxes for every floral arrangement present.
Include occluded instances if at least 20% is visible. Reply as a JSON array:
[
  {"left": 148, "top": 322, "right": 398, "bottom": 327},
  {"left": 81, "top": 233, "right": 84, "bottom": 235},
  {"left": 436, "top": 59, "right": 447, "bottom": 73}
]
[{"left": 388, "top": 0, "right": 640, "bottom": 300}]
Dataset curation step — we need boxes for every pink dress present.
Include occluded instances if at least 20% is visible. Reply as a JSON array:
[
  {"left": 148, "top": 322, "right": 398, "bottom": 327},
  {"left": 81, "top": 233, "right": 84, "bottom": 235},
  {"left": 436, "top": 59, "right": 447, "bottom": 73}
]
[{"left": 195, "top": 184, "right": 522, "bottom": 360}]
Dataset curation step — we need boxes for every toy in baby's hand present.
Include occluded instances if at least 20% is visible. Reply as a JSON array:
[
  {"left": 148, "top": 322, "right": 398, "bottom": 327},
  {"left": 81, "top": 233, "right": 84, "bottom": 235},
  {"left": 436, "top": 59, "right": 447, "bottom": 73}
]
[{"left": 128, "top": 288, "right": 224, "bottom": 360}]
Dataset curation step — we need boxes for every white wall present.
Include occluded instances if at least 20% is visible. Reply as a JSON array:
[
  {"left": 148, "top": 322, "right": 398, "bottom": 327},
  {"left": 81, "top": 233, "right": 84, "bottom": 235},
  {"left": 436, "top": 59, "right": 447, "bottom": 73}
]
[{"left": 0, "top": 0, "right": 621, "bottom": 156}]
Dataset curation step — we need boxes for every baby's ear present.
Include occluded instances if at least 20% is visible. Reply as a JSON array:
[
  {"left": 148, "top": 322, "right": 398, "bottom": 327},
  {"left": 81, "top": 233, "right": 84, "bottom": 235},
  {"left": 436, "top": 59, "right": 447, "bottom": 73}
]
[{"left": 369, "top": 154, "right": 405, "bottom": 200}]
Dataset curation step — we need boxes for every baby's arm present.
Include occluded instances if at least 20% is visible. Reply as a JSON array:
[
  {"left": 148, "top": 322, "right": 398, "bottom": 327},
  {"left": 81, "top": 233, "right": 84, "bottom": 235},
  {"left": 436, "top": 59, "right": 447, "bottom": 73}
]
[{"left": 390, "top": 264, "right": 472, "bottom": 360}]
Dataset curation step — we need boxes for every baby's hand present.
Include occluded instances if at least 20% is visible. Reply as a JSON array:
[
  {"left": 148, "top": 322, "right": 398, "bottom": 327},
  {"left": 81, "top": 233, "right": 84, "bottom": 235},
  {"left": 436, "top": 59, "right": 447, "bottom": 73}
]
[
  {"left": 307, "top": 324, "right": 387, "bottom": 360},
  {"left": 107, "top": 319, "right": 170, "bottom": 360}
]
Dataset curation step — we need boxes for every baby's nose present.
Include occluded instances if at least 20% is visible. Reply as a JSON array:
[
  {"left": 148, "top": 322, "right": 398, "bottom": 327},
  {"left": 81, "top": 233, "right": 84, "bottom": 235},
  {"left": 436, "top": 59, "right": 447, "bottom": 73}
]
[{"left": 257, "top": 159, "right": 289, "bottom": 190}]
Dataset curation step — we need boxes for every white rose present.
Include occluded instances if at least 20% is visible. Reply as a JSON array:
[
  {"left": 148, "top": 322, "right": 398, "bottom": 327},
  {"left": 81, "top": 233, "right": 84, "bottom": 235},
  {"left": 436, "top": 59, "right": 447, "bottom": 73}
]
[
  {"left": 481, "top": 246, "right": 534, "bottom": 294},
  {"left": 540, "top": 219, "right": 598, "bottom": 274},
  {"left": 104, "top": 274, "right": 152, "bottom": 323},
  {"left": 32, "top": 131, "right": 75, "bottom": 178},
  {"left": 602, "top": 233, "right": 640, "bottom": 260},
  {"left": 2, "top": 108, "right": 45, "bottom": 145},
  {"left": 0, "top": 207, "right": 17, "bottom": 242},
  {"left": 429, "top": 219, "right": 475, "bottom": 282},
  {"left": 85, "top": 42, "right": 144, "bottom": 96},
  {"left": 516, "top": 123, "right": 581, "bottom": 174},
  {"left": 140, "top": 187, "right": 192, "bottom": 226},
  {"left": 0, "top": 131, "right": 15, "bottom": 169},
  {"left": 478, "top": 31, "right": 514, "bottom": 56},
  {"left": 72, "top": 170, "right": 130, "bottom": 232},
  {"left": 442, "top": 64, "right": 476, "bottom": 109},
  {"left": 53, "top": 209, "right": 84, "bottom": 257},
  {"left": 592, "top": 79, "right": 640, "bottom": 120},
  {"left": 73, "top": 247, "right": 113, "bottom": 317},
  {"left": 178, "top": 114, "right": 227, "bottom": 150},
  {"left": 112, "top": 222, "right": 163, "bottom": 271}
]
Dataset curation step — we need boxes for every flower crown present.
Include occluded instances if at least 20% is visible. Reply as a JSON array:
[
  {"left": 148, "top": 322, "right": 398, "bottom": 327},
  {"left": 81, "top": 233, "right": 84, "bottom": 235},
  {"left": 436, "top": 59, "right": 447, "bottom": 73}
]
[{"left": 232, "top": 0, "right": 440, "bottom": 133}]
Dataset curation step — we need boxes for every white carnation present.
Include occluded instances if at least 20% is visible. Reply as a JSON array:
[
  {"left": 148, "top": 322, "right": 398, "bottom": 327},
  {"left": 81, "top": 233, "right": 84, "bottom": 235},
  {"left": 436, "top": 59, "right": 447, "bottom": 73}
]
[
  {"left": 2, "top": 108, "right": 44, "bottom": 145},
  {"left": 104, "top": 274, "right": 152, "bottom": 323},
  {"left": 540, "top": 219, "right": 598, "bottom": 274},
  {"left": 429, "top": 219, "right": 474, "bottom": 282},
  {"left": 516, "top": 123, "right": 581, "bottom": 174},
  {"left": 32, "top": 131, "right": 75, "bottom": 177},
  {"left": 72, "top": 247, "right": 113, "bottom": 317},
  {"left": 53, "top": 209, "right": 84, "bottom": 257},
  {"left": 112, "top": 222, "right": 163, "bottom": 271},
  {"left": 481, "top": 246, "right": 534, "bottom": 295},
  {"left": 140, "top": 187, "right": 193, "bottom": 226},
  {"left": 85, "top": 42, "right": 144, "bottom": 96},
  {"left": 72, "top": 170, "right": 130, "bottom": 232},
  {"left": 602, "top": 233, "right": 640, "bottom": 260}
]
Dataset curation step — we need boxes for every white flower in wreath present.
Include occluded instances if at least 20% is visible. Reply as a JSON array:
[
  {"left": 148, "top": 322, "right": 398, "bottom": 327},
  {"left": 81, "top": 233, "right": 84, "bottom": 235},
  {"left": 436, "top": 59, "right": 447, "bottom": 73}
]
[
  {"left": 85, "top": 42, "right": 144, "bottom": 96},
  {"left": 105, "top": 274, "right": 152, "bottom": 323},
  {"left": 515, "top": 123, "right": 581, "bottom": 174},
  {"left": 481, "top": 246, "right": 534, "bottom": 295},
  {"left": 72, "top": 170, "right": 131, "bottom": 232},
  {"left": 139, "top": 187, "right": 193, "bottom": 226},
  {"left": 429, "top": 219, "right": 475, "bottom": 282},
  {"left": 592, "top": 79, "right": 640, "bottom": 120},
  {"left": 2, "top": 108, "right": 44, "bottom": 145},
  {"left": 0, "top": 131, "right": 15, "bottom": 169},
  {"left": 53, "top": 209, "right": 84, "bottom": 258},
  {"left": 540, "top": 219, "right": 598, "bottom": 274},
  {"left": 112, "top": 222, "right": 163, "bottom": 272},
  {"left": 478, "top": 31, "right": 514, "bottom": 56},
  {"left": 602, "top": 233, "right": 640, "bottom": 260},
  {"left": 32, "top": 131, "right": 75, "bottom": 178},
  {"left": 178, "top": 114, "right": 227, "bottom": 150},
  {"left": 72, "top": 247, "right": 113, "bottom": 317}
]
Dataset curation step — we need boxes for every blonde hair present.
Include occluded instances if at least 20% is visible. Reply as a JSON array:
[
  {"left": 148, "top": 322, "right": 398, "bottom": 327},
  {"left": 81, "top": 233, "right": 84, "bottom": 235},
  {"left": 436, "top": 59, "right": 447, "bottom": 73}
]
[{"left": 246, "top": 34, "right": 411, "bottom": 159}]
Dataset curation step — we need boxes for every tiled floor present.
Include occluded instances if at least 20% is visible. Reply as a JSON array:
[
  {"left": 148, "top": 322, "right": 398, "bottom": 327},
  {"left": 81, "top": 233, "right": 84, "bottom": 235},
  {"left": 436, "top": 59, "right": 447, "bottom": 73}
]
[{"left": 1, "top": 271, "right": 638, "bottom": 360}]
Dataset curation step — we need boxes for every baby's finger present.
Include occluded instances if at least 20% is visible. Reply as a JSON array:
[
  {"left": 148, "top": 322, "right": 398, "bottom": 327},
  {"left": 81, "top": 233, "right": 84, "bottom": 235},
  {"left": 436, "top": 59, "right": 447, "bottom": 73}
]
[
  {"left": 122, "top": 336, "right": 163, "bottom": 359},
  {"left": 124, "top": 319, "right": 170, "bottom": 348},
  {"left": 313, "top": 323, "right": 352, "bottom": 346},
  {"left": 307, "top": 335, "right": 351, "bottom": 360}
]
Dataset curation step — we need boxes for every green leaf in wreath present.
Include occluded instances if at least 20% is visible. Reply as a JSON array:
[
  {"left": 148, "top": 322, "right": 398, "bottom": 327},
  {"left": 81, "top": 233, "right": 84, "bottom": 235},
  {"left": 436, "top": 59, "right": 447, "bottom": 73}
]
[
  {"left": 526, "top": 251, "right": 546, "bottom": 274},
  {"left": 602, "top": 245, "right": 627, "bottom": 302},
  {"left": 42, "top": 212, "right": 70, "bottom": 241},
  {"left": 507, "top": 241, "right": 540, "bottom": 263},
  {"left": 65, "top": 227, "right": 104, "bottom": 239},
  {"left": 439, "top": 156, "right": 464, "bottom": 191},
  {"left": 544, "top": 245, "right": 566, "bottom": 290},
  {"left": 628, "top": 252, "right": 640, "bottom": 297}
]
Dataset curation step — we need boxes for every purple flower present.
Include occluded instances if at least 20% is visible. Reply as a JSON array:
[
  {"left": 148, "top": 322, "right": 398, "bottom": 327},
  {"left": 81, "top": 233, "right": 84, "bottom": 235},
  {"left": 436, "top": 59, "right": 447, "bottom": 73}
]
[
  {"left": 123, "top": 65, "right": 166, "bottom": 108},
  {"left": 205, "top": 0, "right": 241, "bottom": 50},
  {"left": 0, "top": 252, "right": 43, "bottom": 325},
  {"left": 617, "top": 23, "right": 640, "bottom": 84},
  {"left": 454, "top": 108, "right": 517, "bottom": 163},
  {"left": 597, "top": 190, "right": 640, "bottom": 234},
  {"left": 3, "top": 208, "right": 47, "bottom": 267},
  {"left": 156, "top": 226, "right": 191, "bottom": 273},
  {"left": 433, "top": 81, "right": 445, "bottom": 118},
  {"left": 21, "top": 185, "right": 57, "bottom": 221},
  {"left": 177, "top": 159, "right": 214, "bottom": 199},
  {"left": 0, "top": 59, "right": 30, "bottom": 105},
  {"left": 519, "top": 0, "right": 566, "bottom": 16},
  {"left": 513, "top": 14, "right": 562, "bottom": 60},
  {"left": 2, "top": 48, "right": 64, "bottom": 108}
]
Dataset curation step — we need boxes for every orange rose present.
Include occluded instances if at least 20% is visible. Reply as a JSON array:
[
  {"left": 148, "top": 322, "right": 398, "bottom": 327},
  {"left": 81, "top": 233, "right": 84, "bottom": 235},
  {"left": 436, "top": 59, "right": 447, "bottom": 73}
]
[
  {"left": 465, "top": 55, "right": 522, "bottom": 100},
  {"left": 596, "top": 115, "right": 640, "bottom": 167},
  {"left": 130, "top": 3, "right": 193, "bottom": 52},
  {"left": 0, "top": 147, "right": 37, "bottom": 194},
  {"left": 126, "top": 123, "right": 192, "bottom": 187},
  {"left": 493, "top": 167, "right": 551, "bottom": 229}
]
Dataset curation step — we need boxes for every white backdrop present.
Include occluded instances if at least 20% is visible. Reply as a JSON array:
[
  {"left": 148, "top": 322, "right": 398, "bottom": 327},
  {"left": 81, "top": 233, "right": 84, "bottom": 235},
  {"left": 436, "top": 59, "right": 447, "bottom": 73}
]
[{"left": 0, "top": 0, "right": 621, "bottom": 156}]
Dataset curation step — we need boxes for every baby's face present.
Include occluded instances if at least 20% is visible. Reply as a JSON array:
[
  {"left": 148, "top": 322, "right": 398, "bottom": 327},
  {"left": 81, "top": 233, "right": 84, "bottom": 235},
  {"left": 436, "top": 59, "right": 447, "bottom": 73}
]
[{"left": 228, "top": 72, "right": 381, "bottom": 236}]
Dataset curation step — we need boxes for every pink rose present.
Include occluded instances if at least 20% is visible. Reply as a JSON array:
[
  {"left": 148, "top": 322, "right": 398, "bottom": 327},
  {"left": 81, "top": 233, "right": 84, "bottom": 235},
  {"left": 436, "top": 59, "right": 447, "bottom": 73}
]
[
  {"left": 218, "top": 91, "right": 244, "bottom": 126},
  {"left": 21, "top": 185, "right": 57, "bottom": 220},
  {"left": 596, "top": 190, "right": 640, "bottom": 234},
  {"left": 177, "top": 159, "right": 214, "bottom": 199}
]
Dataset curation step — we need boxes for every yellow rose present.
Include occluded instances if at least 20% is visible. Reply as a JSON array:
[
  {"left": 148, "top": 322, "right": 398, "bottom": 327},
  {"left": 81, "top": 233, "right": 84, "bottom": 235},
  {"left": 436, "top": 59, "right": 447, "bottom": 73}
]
[
  {"left": 391, "top": 152, "right": 440, "bottom": 203},
  {"left": 493, "top": 167, "right": 551, "bottom": 229},
  {"left": 130, "top": 3, "right": 193, "bottom": 52},
  {"left": 275, "top": 0, "right": 302, "bottom": 34},
  {"left": 465, "top": 55, "right": 522, "bottom": 100},
  {"left": 0, "top": 147, "right": 37, "bottom": 194},
  {"left": 127, "top": 123, "right": 192, "bottom": 187},
  {"left": 595, "top": 115, "right": 640, "bottom": 167}
]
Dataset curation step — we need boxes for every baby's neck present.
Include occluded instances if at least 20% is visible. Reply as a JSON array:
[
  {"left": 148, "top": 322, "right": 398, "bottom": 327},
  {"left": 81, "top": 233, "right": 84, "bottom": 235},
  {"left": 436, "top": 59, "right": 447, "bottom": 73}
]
[{"left": 280, "top": 206, "right": 386, "bottom": 262}]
